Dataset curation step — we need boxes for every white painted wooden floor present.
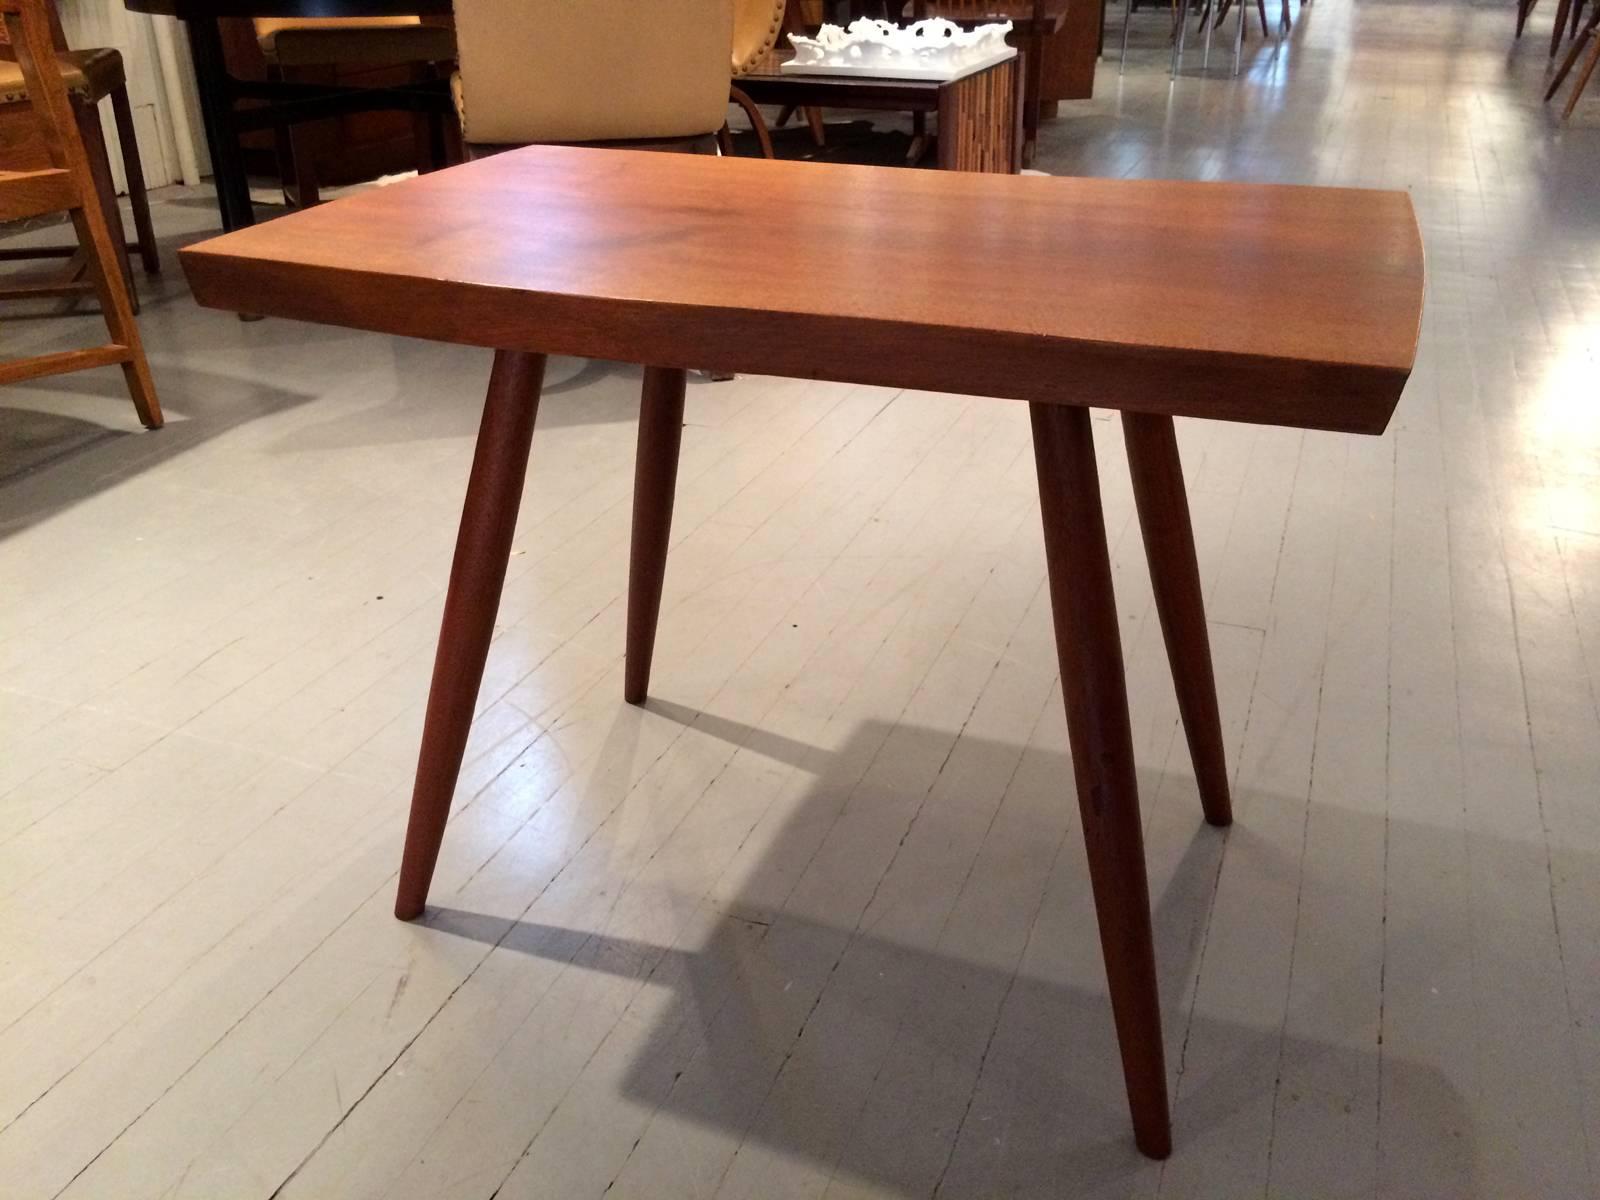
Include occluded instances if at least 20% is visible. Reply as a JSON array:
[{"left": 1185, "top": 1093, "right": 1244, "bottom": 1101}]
[{"left": 2, "top": 0, "right": 1599, "bottom": 1195}]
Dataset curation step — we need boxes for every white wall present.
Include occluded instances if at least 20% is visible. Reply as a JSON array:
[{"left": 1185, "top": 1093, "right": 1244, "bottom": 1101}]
[{"left": 58, "top": 0, "right": 209, "bottom": 190}]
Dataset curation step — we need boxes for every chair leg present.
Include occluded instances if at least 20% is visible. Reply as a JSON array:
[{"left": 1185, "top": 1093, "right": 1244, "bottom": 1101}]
[
  {"left": 68, "top": 207, "right": 161, "bottom": 428},
  {"left": 75, "top": 100, "right": 137, "bottom": 312},
  {"left": 729, "top": 85, "right": 776, "bottom": 159},
  {"left": 1551, "top": 0, "right": 1574, "bottom": 55},
  {"left": 413, "top": 62, "right": 457, "bottom": 174},
  {"left": 269, "top": 64, "right": 322, "bottom": 208},
  {"left": 394, "top": 350, "right": 546, "bottom": 921},
  {"left": 1256, "top": 0, "right": 1270, "bottom": 35},
  {"left": 107, "top": 84, "right": 159, "bottom": 274},
  {"left": 1546, "top": 11, "right": 1597, "bottom": 100},
  {"left": 1561, "top": 23, "right": 1600, "bottom": 116},
  {"left": 1233, "top": 0, "right": 1246, "bottom": 74},
  {"left": 1172, "top": 0, "right": 1192, "bottom": 76},
  {"left": 1030, "top": 401, "right": 1172, "bottom": 1160},
  {"left": 624, "top": 366, "right": 687, "bottom": 705}
]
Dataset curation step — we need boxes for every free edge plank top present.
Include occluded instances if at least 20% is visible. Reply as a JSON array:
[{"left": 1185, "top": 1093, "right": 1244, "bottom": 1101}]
[{"left": 181, "top": 144, "right": 1425, "bottom": 435}]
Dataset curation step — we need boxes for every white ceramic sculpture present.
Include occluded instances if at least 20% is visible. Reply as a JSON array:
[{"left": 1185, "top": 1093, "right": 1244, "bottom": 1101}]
[{"left": 782, "top": 17, "right": 1017, "bottom": 82}]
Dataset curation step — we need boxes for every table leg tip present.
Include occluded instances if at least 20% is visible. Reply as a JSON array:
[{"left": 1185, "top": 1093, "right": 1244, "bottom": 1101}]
[
  {"left": 1135, "top": 1127, "right": 1174, "bottom": 1159},
  {"left": 394, "top": 895, "right": 426, "bottom": 921}
]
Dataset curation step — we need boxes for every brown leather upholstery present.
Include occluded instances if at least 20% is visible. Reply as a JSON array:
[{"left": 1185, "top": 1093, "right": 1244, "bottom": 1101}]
[
  {"left": 0, "top": 46, "right": 122, "bottom": 106},
  {"left": 731, "top": 0, "right": 786, "bottom": 75},
  {"left": 255, "top": 17, "right": 455, "bottom": 69},
  {"left": 452, "top": 0, "right": 734, "bottom": 146}
]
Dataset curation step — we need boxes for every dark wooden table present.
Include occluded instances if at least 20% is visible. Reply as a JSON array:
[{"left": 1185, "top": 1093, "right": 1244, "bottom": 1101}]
[
  {"left": 736, "top": 49, "right": 1024, "bottom": 172},
  {"left": 123, "top": 0, "right": 453, "bottom": 231},
  {"left": 179, "top": 145, "right": 1424, "bottom": 1159}
]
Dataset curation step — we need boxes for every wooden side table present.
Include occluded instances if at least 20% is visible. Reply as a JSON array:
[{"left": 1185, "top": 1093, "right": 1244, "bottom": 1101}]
[
  {"left": 180, "top": 146, "right": 1424, "bottom": 1159},
  {"left": 734, "top": 49, "right": 1024, "bottom": 172}
]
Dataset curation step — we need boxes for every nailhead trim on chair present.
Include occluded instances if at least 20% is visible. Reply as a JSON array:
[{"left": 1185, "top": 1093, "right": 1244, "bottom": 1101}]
[{"left": 733, "top": 0, "right": 786, "bottom": 76}]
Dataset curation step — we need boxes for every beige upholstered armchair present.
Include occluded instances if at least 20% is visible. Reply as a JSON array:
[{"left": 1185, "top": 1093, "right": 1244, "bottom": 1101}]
[{"left": 452, "top": 0, "right": 734, "bottom": 152}]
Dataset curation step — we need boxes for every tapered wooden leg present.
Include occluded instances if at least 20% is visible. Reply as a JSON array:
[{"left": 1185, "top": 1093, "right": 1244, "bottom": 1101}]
[
  {"left": 624, "top": 366, "right": 687, "bottom": 705},
  {"left": 1030, "top": 402, "right": 1171, "bottom": 1160},
  {"left": 109, "top": 84, "right": 159, "bottom": 274},
  {"left": 1122, "top": 412, "right": 1232, "bottom": 827},
  {"left": 1546, "top": 9, "right": 1597, "bottom": 100},
  {"left": 394, "top": 350, "right": 546, "bottom": 921},
  {"left": 1561, "top": 23, "right": 1600, "bottom": 116},
  {"left": 1552, "top": 0, "right": 1574, "bottom": 55}
]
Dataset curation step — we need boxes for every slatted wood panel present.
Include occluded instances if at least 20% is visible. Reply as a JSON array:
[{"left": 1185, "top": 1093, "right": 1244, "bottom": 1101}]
[{"left": 937, "top": 53, "right": 1021, "bottom": 172}]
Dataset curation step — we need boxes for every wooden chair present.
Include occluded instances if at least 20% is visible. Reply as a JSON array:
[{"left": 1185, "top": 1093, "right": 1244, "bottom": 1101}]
[
  {"left": 0, "top": 0, "right": 160, "bottom": 428},
  {"left": 450, "top": 0, "right": 732, "bottom": 156},
  {"left": 0, "top": 0, "right": 158, "bottom": 308},
  {"left": 1546, "top": 0, "right": 1600, "bottom": 117},
  {"left": 254, "top": 16, "right": 457, "bottom": 207}
]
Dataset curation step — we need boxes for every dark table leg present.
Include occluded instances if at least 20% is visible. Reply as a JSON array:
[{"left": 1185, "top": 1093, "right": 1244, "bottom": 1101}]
[
  {"left": 625, "top": 366, "right": 687, "bottom": 706},
  {"left": 1122, "top": 412, "right": 1232, "bottom": 827},
  {"left": 1030, "top": 401, "right": 1172, "bottom": 1160},
  {"left": 185, "top": 17, "right": 255, "bottom": 231},
  {"left": 395, "top": 350, "right": 547, "bottom": 921}
]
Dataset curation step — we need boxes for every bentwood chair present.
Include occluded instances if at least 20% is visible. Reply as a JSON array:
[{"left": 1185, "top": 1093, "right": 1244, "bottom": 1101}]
[
  {"left": 0, "top": 0, "right": 160, "bottom": 428},
  {"left": 727, "top": 0, "right": 787, "bottom": 158},
  {"left": 450, "top": 0, "right": 733, "bottom": 155},
  {"left": 253, "top": 16, "right": 457, "bottom": 207},
  {"left": 0, "top": 0, "right": 158, "bottom": 303}
]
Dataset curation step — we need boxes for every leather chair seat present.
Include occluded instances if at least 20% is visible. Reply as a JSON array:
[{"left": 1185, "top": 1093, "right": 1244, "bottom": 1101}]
[
  {"left": 0, "top": 46, "right": 122, "bottom": 106},
  {"left": 256, "top": 18, "right": 456, "bottom": 69}
]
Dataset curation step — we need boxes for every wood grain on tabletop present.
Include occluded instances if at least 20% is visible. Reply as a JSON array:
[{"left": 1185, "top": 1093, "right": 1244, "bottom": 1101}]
[{"left": 179, "top": 144, "right": 1425, "bottom": 434}]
